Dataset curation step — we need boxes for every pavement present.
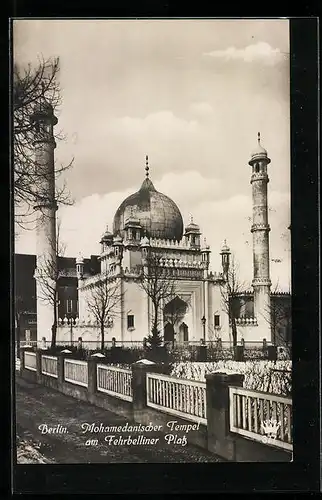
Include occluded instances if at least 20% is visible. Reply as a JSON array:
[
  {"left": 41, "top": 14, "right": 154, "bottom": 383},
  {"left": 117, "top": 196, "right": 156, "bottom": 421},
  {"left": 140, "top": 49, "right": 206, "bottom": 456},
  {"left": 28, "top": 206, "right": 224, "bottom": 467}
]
[{"left": 15, "top": 376, "right": 222, "bottom": 463}]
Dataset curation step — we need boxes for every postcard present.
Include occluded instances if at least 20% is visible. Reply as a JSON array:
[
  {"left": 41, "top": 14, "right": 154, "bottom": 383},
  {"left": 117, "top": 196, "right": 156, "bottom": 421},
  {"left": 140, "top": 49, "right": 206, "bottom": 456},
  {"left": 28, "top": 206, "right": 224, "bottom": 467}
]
[{"left": 13, "top": 18, "right": 293, "bottom": 472}]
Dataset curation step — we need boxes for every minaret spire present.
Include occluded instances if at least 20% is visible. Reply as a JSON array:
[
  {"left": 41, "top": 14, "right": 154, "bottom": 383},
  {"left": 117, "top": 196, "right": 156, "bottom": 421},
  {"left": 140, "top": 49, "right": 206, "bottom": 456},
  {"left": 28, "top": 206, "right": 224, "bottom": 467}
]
[{"left": 145, "top": 155, "right": 149, "bottom": 178}]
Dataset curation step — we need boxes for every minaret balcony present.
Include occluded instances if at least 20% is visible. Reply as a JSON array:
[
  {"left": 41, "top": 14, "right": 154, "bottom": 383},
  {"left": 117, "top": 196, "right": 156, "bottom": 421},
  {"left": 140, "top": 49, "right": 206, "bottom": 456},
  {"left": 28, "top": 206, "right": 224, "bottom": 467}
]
[
  {"left": 252, "top": 277, "right": 272, "bottom": 286},
  {"left": 250, "top": 172, "right": 269, "bottom": 183},
  {"left": 251, "top": 223, "right": 271, "bottom": 232}
]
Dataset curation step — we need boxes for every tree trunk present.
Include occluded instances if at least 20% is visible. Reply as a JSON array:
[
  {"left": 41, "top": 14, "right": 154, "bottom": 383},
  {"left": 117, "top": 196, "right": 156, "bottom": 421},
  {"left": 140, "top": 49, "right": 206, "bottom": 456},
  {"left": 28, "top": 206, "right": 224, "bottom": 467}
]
[
  {"left": 51, "top": 323, "right": 57, "bottom": 349},
  {"left": 100, "top": 323, "right": 105, "bottom": 351},
  {"left": 51, "top": 295, "right": 58, "bottom": 348},
  {"left": 231, "top": 316, "right": 238, "bottom": 347},
  {"left": 152, "top": 303, "right": 159, "bottom": 338}
]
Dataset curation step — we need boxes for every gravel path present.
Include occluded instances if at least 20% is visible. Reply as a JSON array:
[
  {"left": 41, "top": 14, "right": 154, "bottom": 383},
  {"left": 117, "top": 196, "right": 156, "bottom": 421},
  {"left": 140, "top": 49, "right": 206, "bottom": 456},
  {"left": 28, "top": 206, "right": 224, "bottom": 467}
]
[{"left": 15, "top": 377, "right": 222, "bottom": 463}]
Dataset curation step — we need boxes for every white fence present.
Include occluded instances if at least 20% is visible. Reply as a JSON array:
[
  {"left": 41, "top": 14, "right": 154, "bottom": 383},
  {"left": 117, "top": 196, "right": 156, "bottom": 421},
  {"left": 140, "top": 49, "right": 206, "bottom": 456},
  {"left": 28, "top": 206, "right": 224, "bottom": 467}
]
[
  {"left": 229, "top": 386, "right": 293, "bottom": 451},
  {"left": 24, "top": 351, "right": 37, "bottom": 371},
  {"left": 64, "top": 359, "right": 88, "bottom": 387},
  {"left": 96, "top": 364, "right": 133, "bottom": 402},
  {"left": 41, "top": 355, "right": 58, "bottom": 378},
  {"left": 146, "top": 372, "right": 207, "bottom": 425}
]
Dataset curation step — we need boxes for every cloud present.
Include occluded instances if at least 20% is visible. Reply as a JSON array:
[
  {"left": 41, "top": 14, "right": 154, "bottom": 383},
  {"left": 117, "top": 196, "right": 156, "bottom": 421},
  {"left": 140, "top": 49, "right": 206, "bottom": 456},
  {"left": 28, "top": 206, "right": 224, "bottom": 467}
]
[
  {"left": 15, "top": 173, "right": 290, "bottom": 289},
  {"left": 189, "top": 102, "right": 214, "bottom": 117},
  {"left": 114, "top": 111, "right": 200, "bottom": 139},
  {"left": 203, "top": 42, "right": 285, "bottom": 65}
]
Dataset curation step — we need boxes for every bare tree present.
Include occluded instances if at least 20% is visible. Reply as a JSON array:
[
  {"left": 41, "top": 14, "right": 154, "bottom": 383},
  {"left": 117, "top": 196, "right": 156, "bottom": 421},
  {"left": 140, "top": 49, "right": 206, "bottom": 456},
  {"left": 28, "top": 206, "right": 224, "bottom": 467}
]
[
  {"left": 219, "top": 254, "right": 249, "bottom": 347},
  {"left": 138, "top": 250, "right": 178, "bottom": 349},
  {"left": 85, "top": 279, "right": 124, "bottom": 351},
  {"left": 262, "top": 282, "right": 292, "bottom": 353},
  {"left": 35, "top": 220, "right": 66, "bottom": 348},
  {"left": 13, "top": 55, "right": 74, "bottom": 230}
]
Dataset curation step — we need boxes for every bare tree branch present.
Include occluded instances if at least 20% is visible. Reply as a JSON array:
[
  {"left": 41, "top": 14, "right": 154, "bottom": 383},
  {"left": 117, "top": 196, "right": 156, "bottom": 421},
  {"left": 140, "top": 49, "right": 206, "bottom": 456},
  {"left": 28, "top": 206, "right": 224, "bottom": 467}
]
[
  {"left": 35, "top": 219, "right": 65, "bottom": 347},
  {"left": 85, "top": 278, "right": 124, "bottom": 351},
  {"left": 219, "top": 254, "right": 250, "bottom": 347},
  {"left": 13, "top": 55, "right": 74, "bottom": 229},
  {"left": 261, "top": 282, "right": 292, "bottom": 353},
  {"left": 138, "top": 250, "right": 182, "bottom": 349}
]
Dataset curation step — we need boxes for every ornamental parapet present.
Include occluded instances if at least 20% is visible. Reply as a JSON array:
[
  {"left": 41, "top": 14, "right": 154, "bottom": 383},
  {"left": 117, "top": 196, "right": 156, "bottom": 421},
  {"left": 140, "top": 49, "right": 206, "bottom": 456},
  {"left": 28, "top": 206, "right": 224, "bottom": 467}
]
[{"left": 234, "top": 317, "right": 258, "bottom": 326}]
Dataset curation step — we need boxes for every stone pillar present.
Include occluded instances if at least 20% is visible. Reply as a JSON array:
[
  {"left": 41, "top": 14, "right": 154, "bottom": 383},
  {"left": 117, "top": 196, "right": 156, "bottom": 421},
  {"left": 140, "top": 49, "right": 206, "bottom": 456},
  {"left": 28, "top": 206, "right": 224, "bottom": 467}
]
[
  {"left": 197, "top": 344, "right": 207, "bottom": 362},
  {"left": 132, "top": 362, "right": 170, "bottom": 418},
  {"left": 57, "top": 352, "right": 72, "bottom": 385},
  {"left": 57, "top": 353, "right": 65, "bottom": 385},
  {"left": 267, "top": 345, "right": 277, "bottom": 361},
  {"left": 19, "top": 347, "right": 26, "bottom": 373},
  {"left": 87, "top": 358, "right": 98, "bottom": 395},
  {"left": 36, "top": 350, "right": 42, "bottom": 382},
  {"left": 233, "top": 345, "right": 244, "bottom": 361},
  {"left": 206, "top": 372, "right": 244, "bottom": 461}
]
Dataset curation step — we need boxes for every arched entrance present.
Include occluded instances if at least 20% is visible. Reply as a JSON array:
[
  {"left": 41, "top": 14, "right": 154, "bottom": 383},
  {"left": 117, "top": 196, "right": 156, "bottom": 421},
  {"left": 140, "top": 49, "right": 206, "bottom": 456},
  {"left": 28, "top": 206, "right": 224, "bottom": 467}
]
[
  {"left": 164, "top": 296, "right": 188, "bottom": 325},
  {"left": 179, "top": 322, "right": 189, "bottom": 342}
]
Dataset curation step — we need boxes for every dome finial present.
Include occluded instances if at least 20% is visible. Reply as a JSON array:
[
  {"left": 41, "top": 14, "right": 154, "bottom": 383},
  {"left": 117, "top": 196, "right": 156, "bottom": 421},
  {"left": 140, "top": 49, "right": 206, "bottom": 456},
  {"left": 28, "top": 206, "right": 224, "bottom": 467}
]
[
  {"left": 258, "top": 131, "right": 261, "bottom": 144},
  {"left": 145, "top": 155, "right": 149, "bottom": 178},
  {"left": 190, "top": 214, "right": 193, "bottom": 224}
]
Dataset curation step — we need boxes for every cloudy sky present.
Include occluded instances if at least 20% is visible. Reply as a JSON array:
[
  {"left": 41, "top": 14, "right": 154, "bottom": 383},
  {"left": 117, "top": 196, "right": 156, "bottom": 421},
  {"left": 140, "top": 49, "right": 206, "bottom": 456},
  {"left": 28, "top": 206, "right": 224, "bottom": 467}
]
[{"left": 14, "top": 19, "right": 291, "bottom": 290}]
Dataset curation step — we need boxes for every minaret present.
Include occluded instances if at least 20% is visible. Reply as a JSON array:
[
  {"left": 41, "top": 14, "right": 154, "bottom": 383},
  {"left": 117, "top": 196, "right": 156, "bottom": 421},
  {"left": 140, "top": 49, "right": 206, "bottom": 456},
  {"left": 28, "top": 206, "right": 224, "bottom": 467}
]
[
  {"left": 220, "top": 240, "right": 231, "bottom": 279},
  {"left": 248, "top": 132, "right": 272, "bottom": 340},
  {"left": 31, "top": 97, "right": 58, "bottom": 342}
]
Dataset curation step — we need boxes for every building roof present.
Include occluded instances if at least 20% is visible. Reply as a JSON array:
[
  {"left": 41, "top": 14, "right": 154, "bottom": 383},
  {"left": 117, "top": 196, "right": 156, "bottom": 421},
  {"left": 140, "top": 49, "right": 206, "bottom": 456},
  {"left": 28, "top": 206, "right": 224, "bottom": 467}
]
[{"left": 113, "top": 174, "right": 184, "bottom": 241}]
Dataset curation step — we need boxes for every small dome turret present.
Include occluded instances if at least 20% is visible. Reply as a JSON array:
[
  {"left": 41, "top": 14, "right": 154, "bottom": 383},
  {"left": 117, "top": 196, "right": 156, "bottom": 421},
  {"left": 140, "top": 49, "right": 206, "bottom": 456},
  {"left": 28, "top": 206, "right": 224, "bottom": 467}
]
[
  {"left": 201, "top": 238, "right": 210, "bottom": 251},
  {"left": 76, "top": 252, "right": 85, "bottom": 279},
  {"left": 140, "top": 234, "right": 150, "bottom": 247},
  {"left": 220, "top": 239, "right": 230, "bottom": 254},
  {"left": 249, "top": 132, "right": 271, "bottom": 165},
  {"left": 100, "top": 224, "right": 113, "bottom": 243},
  {"left": 184, "top": 216, "right": 201, "bottom": 234},
  {"left": 113, "top": 234, "right": 123, "bottom": 245},
  {"left": 76, "top": 252, "right": 84, "bottom": 264}
]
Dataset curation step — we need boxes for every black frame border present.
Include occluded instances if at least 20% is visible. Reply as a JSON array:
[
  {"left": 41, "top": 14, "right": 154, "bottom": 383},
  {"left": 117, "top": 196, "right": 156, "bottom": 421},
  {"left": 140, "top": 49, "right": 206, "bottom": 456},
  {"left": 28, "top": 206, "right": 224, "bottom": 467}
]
[{"left": 4, "top": 15, "right": 320, "bottom": 495}]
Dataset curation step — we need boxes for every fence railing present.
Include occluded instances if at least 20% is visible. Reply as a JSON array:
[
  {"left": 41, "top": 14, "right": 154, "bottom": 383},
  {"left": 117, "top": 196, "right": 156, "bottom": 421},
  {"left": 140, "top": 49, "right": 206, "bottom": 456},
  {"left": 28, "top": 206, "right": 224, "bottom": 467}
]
[
  {"left": 41, "top": 355, "right": 58, "bottom": 378},
  {"left": 229, "top": 386, "right": 292, "bottom": 451},
  {"left": 146, "top": 372, "right": 207, "bottom": 425},
  {"left": 64, "top": 358, "right": 88, "bottom": 387},
  {"left": 24, "top": 351, "right": 37, "bottom": 371},
  {"left": 96, "top": 364, "right": 133, "bottom": 402}
]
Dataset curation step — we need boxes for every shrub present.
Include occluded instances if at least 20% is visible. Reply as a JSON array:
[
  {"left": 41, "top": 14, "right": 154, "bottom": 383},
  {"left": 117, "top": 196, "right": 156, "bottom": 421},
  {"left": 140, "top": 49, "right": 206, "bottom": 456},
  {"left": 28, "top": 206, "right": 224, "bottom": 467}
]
[{"left": 170, "top": 360, "right": 292, "bottom": 396}]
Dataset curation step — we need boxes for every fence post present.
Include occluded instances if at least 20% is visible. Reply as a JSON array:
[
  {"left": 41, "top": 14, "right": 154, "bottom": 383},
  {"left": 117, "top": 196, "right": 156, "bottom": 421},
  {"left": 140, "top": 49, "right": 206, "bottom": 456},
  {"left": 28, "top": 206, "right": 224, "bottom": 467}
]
[
  {"left": 19, "top": 347, "right": 26, "bottom": 373},
  {"left": 267, "top": 345, "right": 277, "bottom": 361},
  {"left": 57, "top": 353, "right": 69, "bottom": 385},
  {"left": 132, "top": 361, "right": 170, "bottom": 419},
  {"left": 87, "top": 357, "right": 98, "bottom": 396},
  {"left": 36, "top": 349, "right": 42, "bottom": 382},
  {"left": 197, "top": 344, "right": 207, "bottom": 362},
  {"left": 233, "top": 345, "right": 244, "bottom": 361},
  {"left": 205, "top": 372, "right": 244, "bottom": 461}
]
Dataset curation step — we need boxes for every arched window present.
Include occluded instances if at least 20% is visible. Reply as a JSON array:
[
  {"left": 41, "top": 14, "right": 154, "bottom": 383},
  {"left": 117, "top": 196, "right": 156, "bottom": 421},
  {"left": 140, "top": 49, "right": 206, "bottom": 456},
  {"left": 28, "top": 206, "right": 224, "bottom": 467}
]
[{"left": 254, "top": 163, "right": 260, "bottom": 173}]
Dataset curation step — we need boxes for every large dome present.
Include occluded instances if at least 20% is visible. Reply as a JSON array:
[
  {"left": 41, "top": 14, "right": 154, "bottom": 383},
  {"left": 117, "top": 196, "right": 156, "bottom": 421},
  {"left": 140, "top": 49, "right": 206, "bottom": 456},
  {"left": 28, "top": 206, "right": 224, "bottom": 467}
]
[{"left": 113, "top": 177, "right": 184, "bottom": 241}]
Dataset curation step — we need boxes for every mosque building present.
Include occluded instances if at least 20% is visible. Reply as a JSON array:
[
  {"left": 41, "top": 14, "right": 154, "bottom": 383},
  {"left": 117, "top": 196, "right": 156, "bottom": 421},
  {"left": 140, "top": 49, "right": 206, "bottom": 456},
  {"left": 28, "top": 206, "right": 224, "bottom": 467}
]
[{"left": 17, "top": 98, "right": 291, "bottom": 347}]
